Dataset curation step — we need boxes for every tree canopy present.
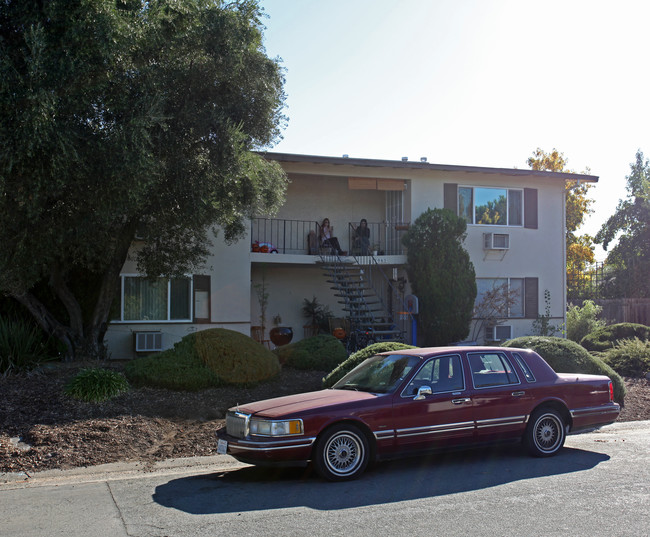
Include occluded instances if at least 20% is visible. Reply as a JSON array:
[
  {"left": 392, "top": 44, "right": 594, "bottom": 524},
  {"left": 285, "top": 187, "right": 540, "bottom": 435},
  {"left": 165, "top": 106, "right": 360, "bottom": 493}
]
[
  {"left": 595, "top": 150, "right": 650, "bottom": 297},
  {"left": 0, "top": 0, "right": 288, "bottom": 358},
  {"left": 402, "top": 208, "right": 476, "bottom": 346},
  {"left": 527, "top": 148, "right": 595, "bottom": 294}
]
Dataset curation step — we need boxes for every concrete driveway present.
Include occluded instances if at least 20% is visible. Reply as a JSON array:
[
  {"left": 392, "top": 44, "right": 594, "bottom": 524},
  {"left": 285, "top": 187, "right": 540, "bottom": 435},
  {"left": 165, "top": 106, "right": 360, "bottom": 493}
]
[{"left": 1, "top": 420, "right": 649, "bottom": 537}]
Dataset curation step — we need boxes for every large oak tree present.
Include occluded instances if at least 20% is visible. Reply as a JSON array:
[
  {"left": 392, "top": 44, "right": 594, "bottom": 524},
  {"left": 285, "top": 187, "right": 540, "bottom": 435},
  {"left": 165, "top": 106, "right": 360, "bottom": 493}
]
[{"left": 0, "top": 0, "right": 288, "bottom": 359}]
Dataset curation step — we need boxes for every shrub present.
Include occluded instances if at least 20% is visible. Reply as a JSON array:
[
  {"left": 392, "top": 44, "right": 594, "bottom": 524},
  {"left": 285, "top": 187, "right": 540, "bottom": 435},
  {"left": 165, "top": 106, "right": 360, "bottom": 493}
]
[
  {"left": 64, "top": 368, "right": 129, "bottom": 402},
  {"left": 0, "top": 316, "right": 53, "bottom": 374},
  {"left": 503, "top": 336, "right": 625, "bottom": 404},
  {"left": 125, "top": 328, "right": 280, "bottom": 390},
  {"left": 124, "top": 346, "right": 219, "bottom": 391},
  {"left": 194, "top": 328, "right": 280, "bottom": 384},
  {"left": 580, "top": 323, "right": 650, "bottom": 352},
  {"left": 273, "top": 335, "right": 347, "bottom": 371},
  {"left": 602, "top": 338, "right": 650, "bottom": 378},
  {"left": 323, "top": 341, "right": 416, "bottom": 388},
  {"left": 565, "top": 300, "right": 606, "bottom": 343}
]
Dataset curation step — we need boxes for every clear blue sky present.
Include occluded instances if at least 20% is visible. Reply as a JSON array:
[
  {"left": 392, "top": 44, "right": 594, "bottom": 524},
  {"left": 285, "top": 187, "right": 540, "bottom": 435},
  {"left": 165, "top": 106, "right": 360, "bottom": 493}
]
[{"left": 258, "top": 0, "right": 650, "bottom": 260}]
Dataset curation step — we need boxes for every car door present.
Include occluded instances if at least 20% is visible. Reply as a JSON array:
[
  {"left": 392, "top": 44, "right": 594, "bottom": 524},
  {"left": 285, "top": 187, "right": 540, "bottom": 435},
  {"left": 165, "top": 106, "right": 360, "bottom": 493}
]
[
  {"left": 392, "top": 354, "right": 475, "bottom": 452},
  {"left": 466, "top": 350, "right": 532, "bottom": 442}
]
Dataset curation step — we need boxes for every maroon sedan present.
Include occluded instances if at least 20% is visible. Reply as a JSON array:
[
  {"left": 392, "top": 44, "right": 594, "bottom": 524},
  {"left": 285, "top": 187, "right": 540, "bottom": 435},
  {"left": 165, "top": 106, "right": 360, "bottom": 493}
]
[{"left": 216, "top": 347, "right": 620, "bottom": 481}]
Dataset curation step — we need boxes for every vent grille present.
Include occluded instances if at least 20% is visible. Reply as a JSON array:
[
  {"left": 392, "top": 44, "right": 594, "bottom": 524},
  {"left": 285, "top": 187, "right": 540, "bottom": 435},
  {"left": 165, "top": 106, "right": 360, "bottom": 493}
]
[{"left": 226, "top": 412, "right": 249, "bottom": 439}]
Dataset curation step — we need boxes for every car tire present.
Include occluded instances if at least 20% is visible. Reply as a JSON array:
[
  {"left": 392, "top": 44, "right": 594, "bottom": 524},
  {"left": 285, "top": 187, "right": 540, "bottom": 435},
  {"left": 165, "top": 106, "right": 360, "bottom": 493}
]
[
  {"left": 314, "top": 423, "right": 370, "bottom": 481},
  {"left": 524, "top": 407, "right": 566, "bottom": 457}
]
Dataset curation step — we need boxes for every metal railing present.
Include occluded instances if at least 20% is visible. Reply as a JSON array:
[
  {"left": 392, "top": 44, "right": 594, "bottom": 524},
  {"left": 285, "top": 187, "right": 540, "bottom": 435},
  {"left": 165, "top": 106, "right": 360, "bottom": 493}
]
[
  {"left": 347, "top": 222, "right": 409, "bottom": 256},
  {"left": 251, "top": 218, "right": 319, "bottom": 254}
]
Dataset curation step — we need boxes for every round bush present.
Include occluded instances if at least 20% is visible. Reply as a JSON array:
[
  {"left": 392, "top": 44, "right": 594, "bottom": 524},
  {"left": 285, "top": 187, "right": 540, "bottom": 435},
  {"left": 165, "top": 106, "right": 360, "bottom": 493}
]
[
  {"left": 323, "top": 341, "right": 416, "bottom": 388},
  {"left": 602, "top": 338, "right": 650, "bottom": 378},
  {"left": 272, "top": 335, "right": 347, "bottom": 371},
  {"left": 194, "top": 328, "right": 280, "bottom": 384},
  {"left": 503, "top": 336, "right": 625, "bottom": 404},
  {"left": 64, "top": 368, "right": 129, "bottom": 402},
  {"left": 580, "top": 323, "right": 650, "bottom": 352}
]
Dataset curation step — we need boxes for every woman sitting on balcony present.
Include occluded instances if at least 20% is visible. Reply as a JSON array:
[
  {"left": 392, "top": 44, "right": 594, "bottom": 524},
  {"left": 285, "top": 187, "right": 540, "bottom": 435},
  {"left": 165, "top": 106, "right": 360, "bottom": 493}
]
[
  {"left": 319, "top": 218, "right": 345, "bottom": 255},
  {"left": 354, "top": 218, "right": 370, "bottom": 255}
]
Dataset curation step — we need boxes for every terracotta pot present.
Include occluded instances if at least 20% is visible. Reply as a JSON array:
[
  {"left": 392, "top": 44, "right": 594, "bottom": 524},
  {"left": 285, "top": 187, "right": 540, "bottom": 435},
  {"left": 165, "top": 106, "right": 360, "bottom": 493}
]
[{"left": 270, "top": 326, "right": 293, "bottom": 346}]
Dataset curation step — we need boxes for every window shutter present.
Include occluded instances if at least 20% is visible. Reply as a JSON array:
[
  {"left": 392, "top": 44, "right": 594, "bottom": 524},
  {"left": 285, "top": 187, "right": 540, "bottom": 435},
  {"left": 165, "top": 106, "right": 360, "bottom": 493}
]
[
  {"left": 524, "top": 188, "right": 538, "bottom": 229},
  {"left": 444, "top": 183, "right": 458, "bottom": 214},
  {"left": 524, "top": 277, "right": 538, "bottom": 319},
  {"left": 193, "top": 275, "right": 211, "bottom": 323}
]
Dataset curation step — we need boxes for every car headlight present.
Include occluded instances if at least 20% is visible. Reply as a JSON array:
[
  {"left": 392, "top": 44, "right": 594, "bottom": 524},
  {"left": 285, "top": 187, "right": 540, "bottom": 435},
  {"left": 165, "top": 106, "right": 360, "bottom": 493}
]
[{"left": 249, "top": 418, "right": 304, "bottom": 436}]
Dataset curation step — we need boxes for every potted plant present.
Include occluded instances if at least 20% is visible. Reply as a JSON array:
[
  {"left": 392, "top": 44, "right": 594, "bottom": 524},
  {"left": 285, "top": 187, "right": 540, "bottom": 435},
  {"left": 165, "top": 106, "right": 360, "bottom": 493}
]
[
  {"left": 269, "top": 314, "right": 293, "bottom": 346},
  {"left": 371, "top": 243, "right": 380, "bottom": 256},
  {"left": 302, "top": 296, "right": 332, "bottom": 338}
]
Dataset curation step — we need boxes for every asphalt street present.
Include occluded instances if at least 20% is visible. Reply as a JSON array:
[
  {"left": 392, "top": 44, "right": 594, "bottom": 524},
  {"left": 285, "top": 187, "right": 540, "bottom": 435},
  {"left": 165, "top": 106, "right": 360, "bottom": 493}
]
[{"left": 1, "top": 420, "right": 648, "bottom": 537}]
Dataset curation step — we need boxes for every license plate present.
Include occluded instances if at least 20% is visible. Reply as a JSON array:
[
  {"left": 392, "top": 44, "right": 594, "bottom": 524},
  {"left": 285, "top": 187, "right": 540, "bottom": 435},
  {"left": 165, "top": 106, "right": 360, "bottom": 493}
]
[{"left": 217, "top": 439, "right": 228, "bottom": 455}]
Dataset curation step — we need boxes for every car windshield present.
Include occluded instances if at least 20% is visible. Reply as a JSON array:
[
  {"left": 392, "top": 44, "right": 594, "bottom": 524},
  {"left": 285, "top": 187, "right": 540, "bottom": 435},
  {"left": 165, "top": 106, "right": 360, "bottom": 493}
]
[{"left": 333, "top": 354, "right": 420, "bottom": 394}]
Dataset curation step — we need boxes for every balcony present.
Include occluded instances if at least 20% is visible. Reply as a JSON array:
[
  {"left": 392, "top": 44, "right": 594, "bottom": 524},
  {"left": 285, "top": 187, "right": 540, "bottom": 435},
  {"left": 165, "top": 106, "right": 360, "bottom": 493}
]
[{"left": 250, "top": 218, "right": 409, "bottom": 261}]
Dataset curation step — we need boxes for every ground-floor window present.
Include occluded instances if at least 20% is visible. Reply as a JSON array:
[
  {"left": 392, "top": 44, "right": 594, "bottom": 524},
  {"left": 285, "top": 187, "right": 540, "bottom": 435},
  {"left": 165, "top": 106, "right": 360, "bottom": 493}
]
[
  {"left": 121, "top": 276, "right": 192, "bottom": 321},
  {"left": 475, "top": 277, "right": 525, "bottom": 318}
]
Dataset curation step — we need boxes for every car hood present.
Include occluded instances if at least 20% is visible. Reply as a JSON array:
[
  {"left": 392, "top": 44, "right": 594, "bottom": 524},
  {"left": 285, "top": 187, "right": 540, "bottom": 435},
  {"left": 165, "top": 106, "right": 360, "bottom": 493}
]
[{"left": 233, "top": 389, "right": 379, "bottom": 419}]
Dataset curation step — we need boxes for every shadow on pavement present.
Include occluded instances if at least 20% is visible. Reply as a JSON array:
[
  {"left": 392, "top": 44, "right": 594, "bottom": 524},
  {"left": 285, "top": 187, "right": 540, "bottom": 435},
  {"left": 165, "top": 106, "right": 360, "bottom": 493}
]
[{"left": 153, "top": 444, "right": 609, "bottom": 514}]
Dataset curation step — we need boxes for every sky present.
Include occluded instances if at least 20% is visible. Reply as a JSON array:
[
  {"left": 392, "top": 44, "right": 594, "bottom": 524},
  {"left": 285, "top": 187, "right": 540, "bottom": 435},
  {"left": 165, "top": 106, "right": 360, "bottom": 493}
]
[{"left": 257, "top": 0, "right": 650, "bottom": 260}]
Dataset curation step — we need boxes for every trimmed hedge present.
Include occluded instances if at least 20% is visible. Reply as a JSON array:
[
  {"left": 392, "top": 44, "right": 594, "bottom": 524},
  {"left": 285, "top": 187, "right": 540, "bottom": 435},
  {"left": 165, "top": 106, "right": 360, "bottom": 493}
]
[
  {"left": 503, "top": 336, "right": 625, "bottom": 404},
  {"left": 602, "top": 338, "right": 650, "bottom": 378},
  {"left": 272, "top": 334, "right": 347, "bottom": 371},
  {"left": 580, "top": 323, "right": 650, "bottom": 352},
  {"left": 125, "top": 328, "right": 279, "bottom": 390},
  {"left": 323, "top": 341, "right": 416, "bottom": 388}
]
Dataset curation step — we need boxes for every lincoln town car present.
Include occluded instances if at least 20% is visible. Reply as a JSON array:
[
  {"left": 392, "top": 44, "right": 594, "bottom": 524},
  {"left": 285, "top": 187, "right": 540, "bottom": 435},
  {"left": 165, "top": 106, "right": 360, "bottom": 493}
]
[{"left": 216, "top": 347, "right": 620, "bottom": 481}]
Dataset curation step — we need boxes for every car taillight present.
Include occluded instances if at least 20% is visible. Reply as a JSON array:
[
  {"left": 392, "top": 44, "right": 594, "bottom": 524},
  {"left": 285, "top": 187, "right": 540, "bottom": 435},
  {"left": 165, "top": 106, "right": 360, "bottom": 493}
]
[{"left": 609, "top": 381, "right": 614, "bottom": 402}]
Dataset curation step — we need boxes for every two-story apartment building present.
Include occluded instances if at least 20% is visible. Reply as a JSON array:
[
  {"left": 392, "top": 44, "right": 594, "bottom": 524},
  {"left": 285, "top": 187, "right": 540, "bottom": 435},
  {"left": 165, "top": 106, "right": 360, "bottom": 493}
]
[{"left": 105, "top": 152, "right": 598, "bottom": 358}]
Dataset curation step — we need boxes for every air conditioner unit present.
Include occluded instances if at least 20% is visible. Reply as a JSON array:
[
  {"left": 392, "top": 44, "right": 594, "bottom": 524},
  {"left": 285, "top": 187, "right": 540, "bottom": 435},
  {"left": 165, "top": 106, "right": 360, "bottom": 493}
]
[
  {"left": 485, "top": 325, "right": 512, "bottom": 341},
  {"left": 483, "top": 233, "right": 510, "bottom": 250},
  {"left": 134, "top": 331, "right": 162, "bottom": 353}
]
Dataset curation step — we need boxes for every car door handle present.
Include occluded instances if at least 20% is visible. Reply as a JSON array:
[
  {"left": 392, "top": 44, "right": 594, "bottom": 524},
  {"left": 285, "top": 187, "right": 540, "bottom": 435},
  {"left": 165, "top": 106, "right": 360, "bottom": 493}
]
[
  {"left": 511, "top": 391, "right": 525, "bottom": 397},
  {"left": 452, "top": 398, "right": 471, "bottom": 405}
]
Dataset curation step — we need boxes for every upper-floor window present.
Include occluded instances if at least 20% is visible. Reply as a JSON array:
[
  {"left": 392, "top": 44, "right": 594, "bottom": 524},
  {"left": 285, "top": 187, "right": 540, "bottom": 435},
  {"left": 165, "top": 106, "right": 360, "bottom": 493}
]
[{"left": 458, "top": 187, "right": 523, "bottom": 226}]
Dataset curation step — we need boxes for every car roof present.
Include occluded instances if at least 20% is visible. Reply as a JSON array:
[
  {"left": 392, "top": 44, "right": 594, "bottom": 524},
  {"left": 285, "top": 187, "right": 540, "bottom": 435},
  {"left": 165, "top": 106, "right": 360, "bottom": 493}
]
[{"left": 380, "top": 346, "right": 529, "bottom": 358}]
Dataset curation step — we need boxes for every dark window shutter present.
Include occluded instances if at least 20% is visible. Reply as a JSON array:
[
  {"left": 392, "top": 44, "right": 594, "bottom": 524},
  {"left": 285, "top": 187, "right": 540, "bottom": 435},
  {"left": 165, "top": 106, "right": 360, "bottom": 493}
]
[
  {"left": 193, "top": 275, "right": 211, "bottom": 323},
  {"left": 524, "top": 277, "right": 538, "bottom": 319},
  {"left": 524, "top": 188, "right": 538, "bottom": 229},
  {"left": 444, "top": 183, "right": 458, "bottom": 214}
]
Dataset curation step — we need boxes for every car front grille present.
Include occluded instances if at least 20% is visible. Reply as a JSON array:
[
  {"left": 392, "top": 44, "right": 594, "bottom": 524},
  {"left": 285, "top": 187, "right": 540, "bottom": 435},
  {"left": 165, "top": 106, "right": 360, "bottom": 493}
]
[{"left": 226, "top": 411, "right": 249, "bottom": 439}]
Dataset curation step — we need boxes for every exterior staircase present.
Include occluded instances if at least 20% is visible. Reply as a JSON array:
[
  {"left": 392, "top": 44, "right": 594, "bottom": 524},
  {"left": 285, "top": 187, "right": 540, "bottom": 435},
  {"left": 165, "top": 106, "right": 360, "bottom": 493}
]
[{"left": 318, "top": 254, "right": 405, "bottom": 350}]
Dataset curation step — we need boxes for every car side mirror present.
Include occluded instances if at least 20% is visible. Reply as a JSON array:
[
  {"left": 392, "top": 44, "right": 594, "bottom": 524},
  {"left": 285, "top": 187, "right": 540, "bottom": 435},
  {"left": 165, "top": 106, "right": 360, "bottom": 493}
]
[{"left": 414, "top": 385, "right": 432, "bottom": 400}]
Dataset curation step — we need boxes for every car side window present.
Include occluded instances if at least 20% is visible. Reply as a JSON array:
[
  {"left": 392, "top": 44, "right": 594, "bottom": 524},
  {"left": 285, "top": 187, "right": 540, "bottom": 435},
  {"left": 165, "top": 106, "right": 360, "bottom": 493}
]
[
  {"left": 404, "top": 355, "right": 464, "bottom": 396},
  {"left": 468, "top": 352, "right": 519, "bottom": 388},
  {"left": 512, "top": 352, "right": 536, "bottom": 382}
]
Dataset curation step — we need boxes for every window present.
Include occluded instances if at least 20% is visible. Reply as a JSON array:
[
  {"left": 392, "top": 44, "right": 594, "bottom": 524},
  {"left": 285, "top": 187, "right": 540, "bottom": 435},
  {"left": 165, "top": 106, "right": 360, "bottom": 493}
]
[
  {"left": 122, "top": 276, "right": 192, "bottom": 322},
  {"left": 458, "top": 186, "right": 523, "bottom": 226},
  {"left": 403, "top": 355, "right": 464, "bottom": 396},
  {"left": 468, "top": 352, "right": 519, "bottom": 388},
  {"left": 475, "top": 278, "right": 524, "bottom": 318},
  {"left": 512, "top": 352, "right": 536, "bottom": 382}
]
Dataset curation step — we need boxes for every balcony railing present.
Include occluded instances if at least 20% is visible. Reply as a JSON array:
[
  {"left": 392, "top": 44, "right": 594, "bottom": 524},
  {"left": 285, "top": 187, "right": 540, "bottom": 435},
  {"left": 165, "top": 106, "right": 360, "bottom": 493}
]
[{"left": 251, "top": 218, "right": 409, "bottom": 256}]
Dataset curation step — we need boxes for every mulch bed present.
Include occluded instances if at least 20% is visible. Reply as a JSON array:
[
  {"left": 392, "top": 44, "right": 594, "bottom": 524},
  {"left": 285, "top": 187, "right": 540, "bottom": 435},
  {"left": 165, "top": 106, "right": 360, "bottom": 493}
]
[{"left": 0, "top": 365, "right": 648, "bottom": 474}]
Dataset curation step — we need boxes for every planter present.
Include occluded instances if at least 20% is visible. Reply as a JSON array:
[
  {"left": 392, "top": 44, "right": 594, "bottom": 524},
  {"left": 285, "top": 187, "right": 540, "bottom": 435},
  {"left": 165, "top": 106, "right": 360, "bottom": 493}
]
[{"left": 270, "top": 326, "right": 293, "bottom": 346}]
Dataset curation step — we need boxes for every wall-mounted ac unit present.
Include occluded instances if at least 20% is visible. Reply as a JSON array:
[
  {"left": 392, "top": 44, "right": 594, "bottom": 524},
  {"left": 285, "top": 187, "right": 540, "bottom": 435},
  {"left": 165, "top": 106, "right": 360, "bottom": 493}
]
[
  {"left": 485, "top": 325, "right": 512, "bottom": 341},
  {"left": 134, "top": 331, "right": 162, "bottom": 353},
  {"left": 483, "top": 233, "right": 510, "bottom": 250}
]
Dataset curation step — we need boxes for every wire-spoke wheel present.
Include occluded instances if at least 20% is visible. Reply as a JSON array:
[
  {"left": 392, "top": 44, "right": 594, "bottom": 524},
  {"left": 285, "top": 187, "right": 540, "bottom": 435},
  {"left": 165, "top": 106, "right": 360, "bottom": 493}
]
[
  {"left": 525, "top": 408, "right": 566, "bottom": 457},
  {"left": 314, "top": 424, "right": 370, "bottom": 481}
]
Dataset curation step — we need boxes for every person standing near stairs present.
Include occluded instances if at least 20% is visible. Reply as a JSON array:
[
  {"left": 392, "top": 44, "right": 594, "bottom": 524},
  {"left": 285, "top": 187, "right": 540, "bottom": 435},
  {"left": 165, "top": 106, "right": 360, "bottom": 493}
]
[{"left": 319, "top": 218, "right": 346, "bottom": 255}]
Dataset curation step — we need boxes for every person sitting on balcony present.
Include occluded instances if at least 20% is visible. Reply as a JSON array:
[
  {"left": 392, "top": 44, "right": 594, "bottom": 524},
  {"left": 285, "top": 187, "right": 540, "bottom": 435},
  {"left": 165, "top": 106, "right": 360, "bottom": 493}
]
[
  {"left": 319, "top": 218, "right": 345, "bottom": 255},
  {"left": 354, "top": 218, "right": 370, "bottom": 255}
]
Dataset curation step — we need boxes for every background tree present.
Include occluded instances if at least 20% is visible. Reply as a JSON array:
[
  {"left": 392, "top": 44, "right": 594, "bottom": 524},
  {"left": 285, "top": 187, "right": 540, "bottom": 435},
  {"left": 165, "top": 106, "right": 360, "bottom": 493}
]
[
  {"left": 595, "top": 150, "right": 650, "bottom": 297},
  {"left": 527, "top": 148, "right": 595, "bottom": 293},
  {"left": 402, "top": 209, "right": 476, "bottom": 346},
  {"left": 0, "top": 0, "right": 287, "bottom": 359}
]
